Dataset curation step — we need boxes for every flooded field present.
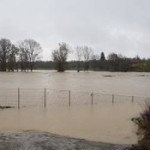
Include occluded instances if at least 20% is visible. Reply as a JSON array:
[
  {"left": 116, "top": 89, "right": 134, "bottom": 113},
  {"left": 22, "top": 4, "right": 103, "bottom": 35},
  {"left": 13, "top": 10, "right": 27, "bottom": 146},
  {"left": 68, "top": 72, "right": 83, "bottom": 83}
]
[{"left": 0, "top": 71, "right": 150, "bottom": 144}]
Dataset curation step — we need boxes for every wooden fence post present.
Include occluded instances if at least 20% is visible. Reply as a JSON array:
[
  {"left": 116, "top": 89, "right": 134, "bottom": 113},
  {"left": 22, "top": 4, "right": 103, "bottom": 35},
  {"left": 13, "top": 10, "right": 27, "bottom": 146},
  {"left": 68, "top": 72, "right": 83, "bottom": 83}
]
[
  {"left": 112, "top": 94, "right": 114, "bottom": 103},
  {"left": 69, "top": 90, "right": 71, "bottom": 106},
  {"left": 91, "top": 93, "right": 94, "bottom": 105},
  {"left": 132, "top": 96, "right": 134, "bottom": 103},
  {"left": 18, "top": 88, "right": 20, "bottom": 109},
  {"left": 44, "top": 88, "right": 47, "bottom": 108}
]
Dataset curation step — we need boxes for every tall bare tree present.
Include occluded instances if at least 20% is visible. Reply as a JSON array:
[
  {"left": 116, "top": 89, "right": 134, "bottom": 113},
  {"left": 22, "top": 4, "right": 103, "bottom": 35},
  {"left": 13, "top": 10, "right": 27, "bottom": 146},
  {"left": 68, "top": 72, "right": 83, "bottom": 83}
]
[
  {"left": 7, "top": 44, "right": 19, "bottom": 72},
  {"left": 82, "top": 46, "right": 93, "bottom": 71},
  {"left": 18, "top": 41, "right": 29, "bottom": 71},
  {"left": 52, "top": 43, "right": 70, "bottom": 72},
  {"left": 75, "top": 46, "right": 83, "bottom": 72},
  {"left": 18, "top": 39, "right": 42, "bottom": 72},
  {"left": 90, "top": 54, "right": 100, "bottom": 71},
  {"left": 0, "top": 39, "right": 13, "bottom": 71}
]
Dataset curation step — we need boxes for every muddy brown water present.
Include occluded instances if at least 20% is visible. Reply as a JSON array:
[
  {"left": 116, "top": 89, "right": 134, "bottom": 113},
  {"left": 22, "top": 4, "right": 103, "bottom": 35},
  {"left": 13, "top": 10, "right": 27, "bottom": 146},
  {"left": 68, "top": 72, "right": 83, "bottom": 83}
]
[{"left": 0, "top": 71, "right": 150, "bottom": 144}]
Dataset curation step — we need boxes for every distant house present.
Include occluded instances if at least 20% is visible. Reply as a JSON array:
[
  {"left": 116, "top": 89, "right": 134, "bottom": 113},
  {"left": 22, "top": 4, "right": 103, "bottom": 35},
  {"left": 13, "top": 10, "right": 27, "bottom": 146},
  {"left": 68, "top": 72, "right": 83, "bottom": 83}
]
[{"left": 131, "top": 60, "right": 142, "bottom": 67}]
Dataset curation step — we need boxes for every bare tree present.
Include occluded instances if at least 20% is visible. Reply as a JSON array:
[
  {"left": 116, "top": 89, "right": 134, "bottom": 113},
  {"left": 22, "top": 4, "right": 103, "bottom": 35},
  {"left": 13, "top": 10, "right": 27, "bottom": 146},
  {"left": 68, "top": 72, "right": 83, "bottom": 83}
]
[
  {"left": 75, "top": 46, "right": 83, "bottom": 72},
  {"left": 91, "top": 54, "right": 100, "bottom": 60},
  {"left": 18, "top": 39, "right": 42, "bottom": 72},
  {"left": 82, "top": 46, "right": 93, "bottom": 71},
  {"left": 52, "top": 43, "right": 70, "bottom": 72},
  {"left": 90, "top": 54, "right": 100, "bottom": 71},
  {"left": 0, "top": 39, "right": 13, "bottom": 71},
  {"left": 18, "top": 41, "right": 29, "bottom": 72},
  {"left": 7, "top": 44, "right": 19, "bottom": 72},
  {"left": 107, "top": 53, "right": 119, "bottom": 61}
]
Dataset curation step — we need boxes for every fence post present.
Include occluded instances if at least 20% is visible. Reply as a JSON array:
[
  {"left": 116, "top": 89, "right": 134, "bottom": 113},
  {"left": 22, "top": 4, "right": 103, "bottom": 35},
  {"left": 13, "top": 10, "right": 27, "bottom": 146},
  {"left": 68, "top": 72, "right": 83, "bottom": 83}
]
[
  {"left": 91, "top": 93, "right": 94, "bottom": 105},
  {"left": 69, "top": 90, "right": 71, "bottom": 106},
  {"left": 112, "top": 94, "right": 114, "bottom": 103},
  {"left": 44, "top": 88, "right": 47, "bottom": 108},
  {"left": 18, "top": 88, "right": 20, "bottom": 109},
  {"left": 132, "top": 96, "right": 134, "bottom": 103}
]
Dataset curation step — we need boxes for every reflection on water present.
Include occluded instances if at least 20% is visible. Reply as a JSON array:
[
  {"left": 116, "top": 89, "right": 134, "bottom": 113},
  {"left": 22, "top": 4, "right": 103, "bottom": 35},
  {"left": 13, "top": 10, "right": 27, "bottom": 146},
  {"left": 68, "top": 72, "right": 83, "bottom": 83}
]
[{"left": 0, "top": 101, "right": 143, "bottom": 144}]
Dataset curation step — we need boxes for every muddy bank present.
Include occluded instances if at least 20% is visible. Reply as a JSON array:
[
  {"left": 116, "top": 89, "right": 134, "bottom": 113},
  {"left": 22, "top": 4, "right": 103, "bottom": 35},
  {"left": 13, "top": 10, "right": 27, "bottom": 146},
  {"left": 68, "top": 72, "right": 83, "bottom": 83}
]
[{"left": 0, "top": 132, "right": 130, "bottom": 150}]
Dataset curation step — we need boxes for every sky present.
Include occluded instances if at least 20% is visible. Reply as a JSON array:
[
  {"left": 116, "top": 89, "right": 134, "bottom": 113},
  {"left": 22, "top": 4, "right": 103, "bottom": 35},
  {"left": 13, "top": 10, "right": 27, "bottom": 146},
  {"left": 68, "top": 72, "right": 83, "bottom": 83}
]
[{"left": 0, "top": 0, "right": 150, "bottom": 60}]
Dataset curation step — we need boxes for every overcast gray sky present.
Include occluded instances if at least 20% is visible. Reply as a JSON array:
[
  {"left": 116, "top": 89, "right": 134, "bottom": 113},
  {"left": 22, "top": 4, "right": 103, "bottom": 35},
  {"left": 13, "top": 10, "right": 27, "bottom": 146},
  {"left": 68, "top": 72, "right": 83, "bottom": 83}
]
[{"left": 0, "top": 0, "right": 150, "bottom": 60}]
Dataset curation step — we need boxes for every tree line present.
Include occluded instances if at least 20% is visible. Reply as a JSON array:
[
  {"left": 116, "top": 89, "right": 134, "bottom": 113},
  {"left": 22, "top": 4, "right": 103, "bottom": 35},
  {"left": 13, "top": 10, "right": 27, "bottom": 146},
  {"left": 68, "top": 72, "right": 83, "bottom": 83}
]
[
  {"left": 0, "top": 38, "right": 42, "bottom": 72},
  {"left": 0, "top": 39, "right": 150, "bottom": 72},
  {"left": 51, "top": 43, "right": 150, "bottom": 72}
]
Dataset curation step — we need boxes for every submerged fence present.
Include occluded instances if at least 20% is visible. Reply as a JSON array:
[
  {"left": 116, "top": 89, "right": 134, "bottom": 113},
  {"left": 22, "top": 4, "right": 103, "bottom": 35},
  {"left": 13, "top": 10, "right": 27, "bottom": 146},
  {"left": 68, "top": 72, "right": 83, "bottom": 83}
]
[{"left": 0, "top": 88, "right": 149, "bottom": 109}]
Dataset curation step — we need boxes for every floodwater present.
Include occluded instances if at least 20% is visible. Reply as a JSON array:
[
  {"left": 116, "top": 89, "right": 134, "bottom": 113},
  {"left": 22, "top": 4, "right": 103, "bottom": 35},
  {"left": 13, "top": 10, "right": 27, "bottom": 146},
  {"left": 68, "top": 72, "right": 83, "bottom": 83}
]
[{"left": 0, "top": 71, "right": 150, "bottom": 144}]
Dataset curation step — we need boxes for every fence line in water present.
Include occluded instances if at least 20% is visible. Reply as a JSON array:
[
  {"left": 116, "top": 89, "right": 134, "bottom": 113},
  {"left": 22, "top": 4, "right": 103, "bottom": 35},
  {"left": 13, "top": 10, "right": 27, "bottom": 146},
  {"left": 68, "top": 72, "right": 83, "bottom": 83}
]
[{"left": 0, "top": 88, "right": 149, "bottom": 109}]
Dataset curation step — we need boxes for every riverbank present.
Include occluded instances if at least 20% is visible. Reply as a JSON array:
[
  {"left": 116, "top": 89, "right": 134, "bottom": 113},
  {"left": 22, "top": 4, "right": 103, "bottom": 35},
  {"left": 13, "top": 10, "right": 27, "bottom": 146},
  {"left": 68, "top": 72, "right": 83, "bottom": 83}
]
[{"left": 0, "top": 131, "right": 130, "bottom": 150}]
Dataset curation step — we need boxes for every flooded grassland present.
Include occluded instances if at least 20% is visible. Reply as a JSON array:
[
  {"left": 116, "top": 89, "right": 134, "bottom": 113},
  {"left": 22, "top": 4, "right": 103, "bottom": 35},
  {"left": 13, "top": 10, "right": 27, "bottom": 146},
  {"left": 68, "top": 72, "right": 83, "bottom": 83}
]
[{"left": 0, "top": 71, "right": 150, "bottom": 144}]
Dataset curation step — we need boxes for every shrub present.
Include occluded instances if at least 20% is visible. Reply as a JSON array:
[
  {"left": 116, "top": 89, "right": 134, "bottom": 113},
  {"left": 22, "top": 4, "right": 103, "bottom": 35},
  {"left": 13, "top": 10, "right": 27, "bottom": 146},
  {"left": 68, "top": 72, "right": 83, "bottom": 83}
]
[{"left": 130, "top": 101, "right": 150, "bottom": 150}]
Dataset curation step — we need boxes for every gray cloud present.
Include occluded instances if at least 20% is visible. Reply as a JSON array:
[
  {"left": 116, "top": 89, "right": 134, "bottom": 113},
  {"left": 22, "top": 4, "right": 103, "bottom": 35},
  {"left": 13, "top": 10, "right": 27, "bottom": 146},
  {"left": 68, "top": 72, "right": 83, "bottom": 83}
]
[{"left": 0, "top": 0, "right": 150, "bottom": 60}]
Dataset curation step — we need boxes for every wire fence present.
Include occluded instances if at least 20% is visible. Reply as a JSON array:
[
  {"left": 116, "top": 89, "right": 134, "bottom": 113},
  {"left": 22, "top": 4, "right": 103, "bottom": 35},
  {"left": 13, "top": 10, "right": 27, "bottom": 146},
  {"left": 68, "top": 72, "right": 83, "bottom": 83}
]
[{"left": 0, "top": 88, "right": 149, "bottom": 109}]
